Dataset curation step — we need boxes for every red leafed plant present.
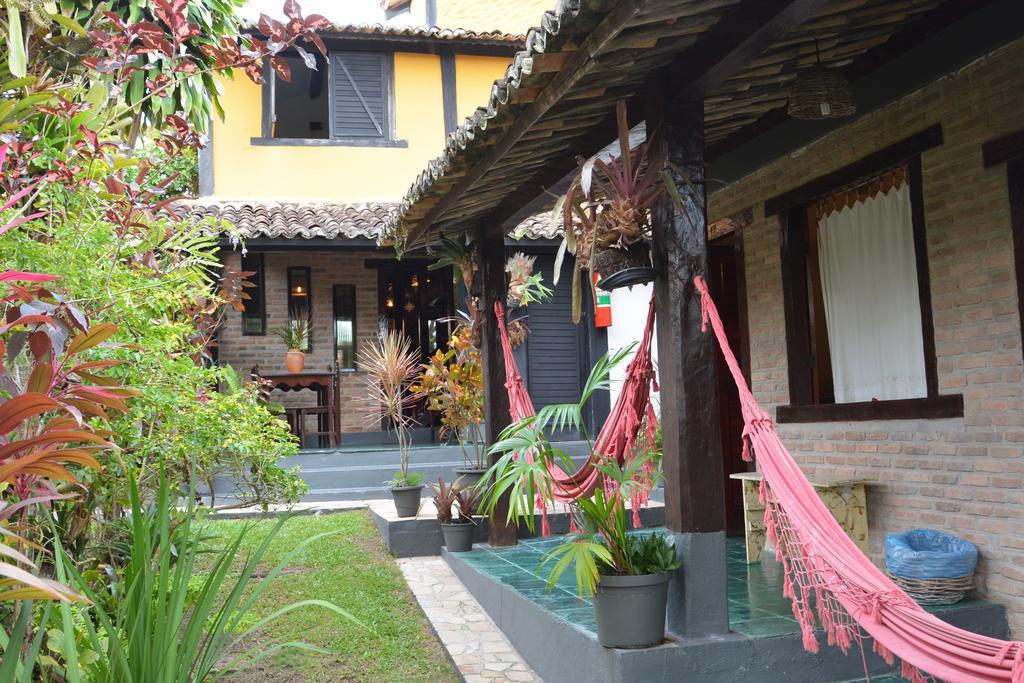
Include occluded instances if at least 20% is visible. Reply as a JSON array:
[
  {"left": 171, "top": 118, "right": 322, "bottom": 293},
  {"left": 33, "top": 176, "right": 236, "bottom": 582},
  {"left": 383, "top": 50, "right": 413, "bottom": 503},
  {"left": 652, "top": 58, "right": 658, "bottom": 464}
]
[{"left": 0, "top": 151, "right": 135, "bottom": 602}]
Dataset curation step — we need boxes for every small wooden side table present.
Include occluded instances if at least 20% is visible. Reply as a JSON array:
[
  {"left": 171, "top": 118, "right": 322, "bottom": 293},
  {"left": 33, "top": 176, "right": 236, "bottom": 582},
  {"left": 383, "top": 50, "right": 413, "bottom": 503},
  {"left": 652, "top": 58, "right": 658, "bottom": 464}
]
[{"left": 729, "top": 472, "right": 869, "bottom": 564}]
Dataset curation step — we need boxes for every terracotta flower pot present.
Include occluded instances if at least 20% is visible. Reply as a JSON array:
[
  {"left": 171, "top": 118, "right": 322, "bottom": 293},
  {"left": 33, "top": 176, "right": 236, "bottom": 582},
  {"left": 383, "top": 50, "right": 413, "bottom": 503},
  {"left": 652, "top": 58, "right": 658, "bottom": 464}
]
[{"left": 285, "top": 349, "right": 305, "bottom": 372}]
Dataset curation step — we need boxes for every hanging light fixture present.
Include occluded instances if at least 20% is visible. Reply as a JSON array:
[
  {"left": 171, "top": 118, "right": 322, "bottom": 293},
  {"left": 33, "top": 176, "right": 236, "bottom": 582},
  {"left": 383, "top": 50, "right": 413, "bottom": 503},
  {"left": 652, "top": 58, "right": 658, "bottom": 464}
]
[{"left": 787, "top": 38, "right": 856, "bottom": 120}]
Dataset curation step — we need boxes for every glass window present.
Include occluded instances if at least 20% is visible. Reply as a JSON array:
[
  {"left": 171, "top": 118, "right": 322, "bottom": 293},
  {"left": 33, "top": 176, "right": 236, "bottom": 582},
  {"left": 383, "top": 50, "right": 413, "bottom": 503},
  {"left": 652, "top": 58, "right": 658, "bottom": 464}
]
[
  {"left": 287, "top": 267, "right": 312, "bottom": 352},
  {"left": 272, "top": 52, "right": 330, "bottom": 139},
  {"left": 240, "top": 253, "right": 265, "bottom": 335},
  {"left": 333, "top": 285, "right": 356, "bottom": 370}
]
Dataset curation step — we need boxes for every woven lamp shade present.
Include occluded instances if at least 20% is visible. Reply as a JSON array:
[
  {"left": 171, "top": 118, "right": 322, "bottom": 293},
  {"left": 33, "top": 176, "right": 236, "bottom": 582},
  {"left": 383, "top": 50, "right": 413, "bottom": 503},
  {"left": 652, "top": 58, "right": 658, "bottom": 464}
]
[{"left": 787, "top": 64, "right": 857, "bottom": 120}]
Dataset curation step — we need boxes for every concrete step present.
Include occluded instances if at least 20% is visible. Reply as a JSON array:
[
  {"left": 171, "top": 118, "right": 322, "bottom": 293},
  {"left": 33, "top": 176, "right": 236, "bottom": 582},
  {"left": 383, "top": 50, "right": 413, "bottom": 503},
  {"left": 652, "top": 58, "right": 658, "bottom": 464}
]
[{"left": 205, "top": 441, "right": 596, "bottom": 503}]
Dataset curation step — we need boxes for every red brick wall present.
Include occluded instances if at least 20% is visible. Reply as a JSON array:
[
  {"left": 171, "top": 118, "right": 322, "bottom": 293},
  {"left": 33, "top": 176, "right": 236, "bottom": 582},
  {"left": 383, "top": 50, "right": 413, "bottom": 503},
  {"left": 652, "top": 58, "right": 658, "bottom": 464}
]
[
  {"left": 710, "top": 39, "right": 1024, "bottom": 635},
  {"left": 219, "top": 250, "right": 382, "bottom": 433}
]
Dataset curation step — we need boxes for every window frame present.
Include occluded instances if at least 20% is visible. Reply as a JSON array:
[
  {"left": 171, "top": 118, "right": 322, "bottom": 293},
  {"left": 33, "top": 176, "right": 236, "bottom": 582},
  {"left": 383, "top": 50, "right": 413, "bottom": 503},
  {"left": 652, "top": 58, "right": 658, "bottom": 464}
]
[
  {"left": 982, "top": 128, "right": 1024, "bottom": 362},
  {"left": 255, "top": 49, "right": 405, "bottom": 148},
  {"left": 287, "top": 266, "right": 313, "bottom": 353},
  {"left": 765, "top": 125, "right": 962, "bottom": 423},
  {"left": 240, "top": 253, "right": 266, "bottom": 336},
  {"left": 332, "top": 284, "right": 357, "bottom": 372}
]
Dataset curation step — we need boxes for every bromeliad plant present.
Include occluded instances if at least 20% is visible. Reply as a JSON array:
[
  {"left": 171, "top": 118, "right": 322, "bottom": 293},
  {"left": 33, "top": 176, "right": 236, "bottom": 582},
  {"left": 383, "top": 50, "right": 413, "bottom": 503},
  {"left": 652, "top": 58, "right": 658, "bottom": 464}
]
[
  {"left": 480, "top": 345, "right": 674, "bottom": 596},
  {"left": 553, "top": 100, "right": 666, "bottom": 321}
]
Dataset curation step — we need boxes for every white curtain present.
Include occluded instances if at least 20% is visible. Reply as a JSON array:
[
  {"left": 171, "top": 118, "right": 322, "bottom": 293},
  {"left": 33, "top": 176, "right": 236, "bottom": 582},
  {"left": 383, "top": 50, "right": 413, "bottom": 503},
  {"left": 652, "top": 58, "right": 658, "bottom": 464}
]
[{"left": 817, "top": 184, "right": 927, "bottom": 403}]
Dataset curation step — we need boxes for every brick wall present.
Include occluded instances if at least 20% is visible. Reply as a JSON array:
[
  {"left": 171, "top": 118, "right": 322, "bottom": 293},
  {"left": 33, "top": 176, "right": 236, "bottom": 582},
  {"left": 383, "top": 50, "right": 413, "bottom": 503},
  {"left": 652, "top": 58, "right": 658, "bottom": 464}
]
[
  {"left": 709, "top": 39, "right": 1024, "bottom": 635},
  {"left": 219, "top": 250, "right": 382, "bottom": 433}
]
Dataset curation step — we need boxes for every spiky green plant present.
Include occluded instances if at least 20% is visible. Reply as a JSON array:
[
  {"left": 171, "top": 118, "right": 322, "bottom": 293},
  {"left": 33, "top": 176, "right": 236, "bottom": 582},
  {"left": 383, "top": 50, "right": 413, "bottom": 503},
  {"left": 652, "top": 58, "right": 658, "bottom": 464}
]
[
  {"left": 51, "top": 474, "right": 357, "bottom": 682},
  {"left": 360, "top": 330, "right": 421, "bottom": 486}
]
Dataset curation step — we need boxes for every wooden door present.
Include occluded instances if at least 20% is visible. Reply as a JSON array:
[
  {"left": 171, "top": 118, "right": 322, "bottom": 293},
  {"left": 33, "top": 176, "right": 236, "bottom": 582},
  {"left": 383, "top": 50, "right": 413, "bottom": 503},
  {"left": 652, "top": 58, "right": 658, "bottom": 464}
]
[{"left": 708, "top": 240, "right": 749, "bottom": 535}]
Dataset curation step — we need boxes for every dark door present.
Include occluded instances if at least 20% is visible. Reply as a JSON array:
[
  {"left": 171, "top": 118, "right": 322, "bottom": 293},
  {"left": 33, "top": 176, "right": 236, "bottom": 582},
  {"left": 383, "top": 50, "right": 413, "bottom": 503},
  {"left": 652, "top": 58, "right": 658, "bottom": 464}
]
[
  {"left": 708, "top": 239, "right": 749, "bottom": 536},
  {"left": 377, "top": 263, "right": 453, "bottom": 362},
  {"left": 520, "top": 254, "right": 593, "bottom": 441}
]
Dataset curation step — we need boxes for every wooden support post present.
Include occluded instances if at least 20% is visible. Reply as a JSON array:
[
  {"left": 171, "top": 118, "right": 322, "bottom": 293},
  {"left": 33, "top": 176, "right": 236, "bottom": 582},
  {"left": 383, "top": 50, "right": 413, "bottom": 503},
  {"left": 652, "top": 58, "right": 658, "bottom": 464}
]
[
  {"left": 647, "top": 76, "right": 729, "bottom": 637},
  {"left": 477, "top": 223, "right": 517, "bottom": 546}
]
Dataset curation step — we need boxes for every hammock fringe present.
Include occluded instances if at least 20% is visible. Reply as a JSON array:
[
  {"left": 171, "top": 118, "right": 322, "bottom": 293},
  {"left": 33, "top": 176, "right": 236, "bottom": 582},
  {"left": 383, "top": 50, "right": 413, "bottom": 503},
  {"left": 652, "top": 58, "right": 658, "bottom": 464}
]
[
  {"left": 694, "top": 274, "right": 1020, "bottom": 683},
  {"left": 493, "top": 300, "right": 659, "bottom": 534}
]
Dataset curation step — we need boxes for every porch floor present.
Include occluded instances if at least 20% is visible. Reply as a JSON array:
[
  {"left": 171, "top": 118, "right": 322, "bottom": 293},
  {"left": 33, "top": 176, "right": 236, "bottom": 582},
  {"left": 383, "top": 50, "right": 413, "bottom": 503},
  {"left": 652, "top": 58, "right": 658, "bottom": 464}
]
[{"left": 457, "top": 533, "right": 994, "bottom": 638}]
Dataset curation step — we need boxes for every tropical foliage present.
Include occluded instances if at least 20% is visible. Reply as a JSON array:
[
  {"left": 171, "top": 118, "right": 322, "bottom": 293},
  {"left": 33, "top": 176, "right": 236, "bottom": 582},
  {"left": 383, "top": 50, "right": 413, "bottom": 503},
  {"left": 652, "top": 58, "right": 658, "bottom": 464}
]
[
  {"left": 413, "top": 326, "right": 485, "bottom": 469},
  {"left": 360, "top": 330, "right": 421, "bottom": 487},
  {"left": 480, "top": 346, "right": 674, "bottom": 596},
  {"left": 553, "top": 100, "right": 665, "bottom": 321},
  {"left": 0, "top": 1, "right": 334, "bottom": 678}
]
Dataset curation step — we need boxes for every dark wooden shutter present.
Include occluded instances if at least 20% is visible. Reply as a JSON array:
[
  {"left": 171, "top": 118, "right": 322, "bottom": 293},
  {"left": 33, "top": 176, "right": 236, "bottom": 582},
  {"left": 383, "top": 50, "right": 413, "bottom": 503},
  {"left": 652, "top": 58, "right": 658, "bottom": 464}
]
[
  {"left": 331, "top": 52, "right": 388, "bottom": 139},
  {"left": 526, "top": 255, "right": 582, "bottom": 414}
]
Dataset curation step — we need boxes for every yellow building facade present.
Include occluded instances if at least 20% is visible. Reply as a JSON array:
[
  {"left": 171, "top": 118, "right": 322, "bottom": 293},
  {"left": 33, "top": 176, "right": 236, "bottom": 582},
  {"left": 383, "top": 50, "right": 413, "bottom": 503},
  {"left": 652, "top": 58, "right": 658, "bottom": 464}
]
[{"left": 207, "top": 32, "right": 517, "bottom": 202}]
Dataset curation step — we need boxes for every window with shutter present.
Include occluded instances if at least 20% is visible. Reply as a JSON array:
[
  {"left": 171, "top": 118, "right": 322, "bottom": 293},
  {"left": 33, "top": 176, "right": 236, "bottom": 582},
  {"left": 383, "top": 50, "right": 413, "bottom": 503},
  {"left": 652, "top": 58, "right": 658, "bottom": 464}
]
[{"left": 330, "top": 52, "right": 390, "bottom": 140}]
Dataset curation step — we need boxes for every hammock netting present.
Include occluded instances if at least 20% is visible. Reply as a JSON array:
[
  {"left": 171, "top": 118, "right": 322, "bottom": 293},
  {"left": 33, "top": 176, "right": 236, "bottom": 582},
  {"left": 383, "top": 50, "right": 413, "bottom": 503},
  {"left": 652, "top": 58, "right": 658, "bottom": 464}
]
[
  {"left": 493, "top": 281, "right": 1024, "bottom": 683},
  {"left": 495, "top": 300, "right": 659, "bottom": 535}
]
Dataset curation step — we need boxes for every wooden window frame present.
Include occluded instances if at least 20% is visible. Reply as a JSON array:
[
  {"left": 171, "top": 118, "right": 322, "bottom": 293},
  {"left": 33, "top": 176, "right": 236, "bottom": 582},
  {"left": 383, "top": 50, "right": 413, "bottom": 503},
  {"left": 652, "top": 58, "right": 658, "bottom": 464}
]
[
  {"left": 332, "top": 284, "right": 357, "bottom": 372},
  {"left": 982, "top": 129, "right": 1024, "bottom": 361},
  {"left": 766, "top": 125, "right": 963, "bottom": 423},
  {"left": 240, "top": 253, "right": 266, "bottom": 336},
  {"left": 255, "top": 50, "right": 403, "bottom": 148},
  {"left": 287, "top": 266, "right": 313, "bottom": 353}
]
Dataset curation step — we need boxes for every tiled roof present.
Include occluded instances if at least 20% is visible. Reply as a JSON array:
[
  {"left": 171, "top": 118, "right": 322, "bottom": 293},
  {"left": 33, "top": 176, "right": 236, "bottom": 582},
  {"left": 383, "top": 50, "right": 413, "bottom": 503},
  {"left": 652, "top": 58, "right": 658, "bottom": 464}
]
[
  {"left": 383, "top": 0, "right": 949, "bottom": 249},
  {"left": 182, "top": 200, "right": 399, "bottom": 240},
  {"left": 180, "top": 200, "right": 559, "bottom": 241},
  {"left": 319, "top": 23, "right": 525, "bottom": 44}
]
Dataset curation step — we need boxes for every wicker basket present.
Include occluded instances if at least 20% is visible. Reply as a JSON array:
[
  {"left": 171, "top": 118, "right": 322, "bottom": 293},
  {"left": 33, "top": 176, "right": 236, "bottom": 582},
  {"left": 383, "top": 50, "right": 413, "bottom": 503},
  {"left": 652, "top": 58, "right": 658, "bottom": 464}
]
[{"left": 887, "top": 572, "right": 974, "bottom": 606}]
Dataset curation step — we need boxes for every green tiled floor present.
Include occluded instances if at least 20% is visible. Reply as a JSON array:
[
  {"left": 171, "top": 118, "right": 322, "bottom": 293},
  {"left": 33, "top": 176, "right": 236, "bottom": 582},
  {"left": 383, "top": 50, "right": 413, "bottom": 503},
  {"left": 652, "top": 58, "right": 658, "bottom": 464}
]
[
  {"left": 458, "top": 530, "right": 989, "bottom": 639},
  {"left": 459, "top": 530, "right": 804, "bottom": 636}
]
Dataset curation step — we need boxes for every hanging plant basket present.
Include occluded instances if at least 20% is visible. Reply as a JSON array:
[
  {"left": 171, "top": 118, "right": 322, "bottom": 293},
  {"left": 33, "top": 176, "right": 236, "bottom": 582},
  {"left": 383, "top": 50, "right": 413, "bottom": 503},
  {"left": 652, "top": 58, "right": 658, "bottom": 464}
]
[{"left": 596, "top": 242, "right": 655, "bottom": 290}]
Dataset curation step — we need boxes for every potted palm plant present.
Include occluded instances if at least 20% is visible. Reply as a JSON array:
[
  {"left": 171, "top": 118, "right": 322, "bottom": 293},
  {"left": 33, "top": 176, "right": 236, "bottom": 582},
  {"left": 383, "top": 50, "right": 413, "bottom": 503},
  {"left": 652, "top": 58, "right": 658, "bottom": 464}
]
[
  {"left": 271, "top": 306, "right": 312, "bottom": 372},
  {"left": 430, "top": 477, "right": 479, "bottom": 552},
  {"left": 361, "top": 329, "right": 423, "bottom": 517},
  {"left": 481, "top": 348, "right": 679, "bottom": 648}
]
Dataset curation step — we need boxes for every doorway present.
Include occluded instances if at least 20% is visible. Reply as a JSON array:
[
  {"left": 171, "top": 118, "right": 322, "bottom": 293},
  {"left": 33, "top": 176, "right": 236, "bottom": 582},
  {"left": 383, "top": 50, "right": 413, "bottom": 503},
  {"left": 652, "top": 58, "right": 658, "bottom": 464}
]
[
  {"left": 376, "top": 262, "right": 454, "bottom": 362},
  {"left": 708, "top": 234, "right": 750, "bottom": 536}
]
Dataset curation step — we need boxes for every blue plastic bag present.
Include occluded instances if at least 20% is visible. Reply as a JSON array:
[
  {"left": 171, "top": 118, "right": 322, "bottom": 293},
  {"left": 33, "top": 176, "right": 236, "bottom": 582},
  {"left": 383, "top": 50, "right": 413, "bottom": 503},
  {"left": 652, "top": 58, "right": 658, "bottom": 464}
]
[{"left": 885, "top": 529, "right": 978, "bottom": 580}]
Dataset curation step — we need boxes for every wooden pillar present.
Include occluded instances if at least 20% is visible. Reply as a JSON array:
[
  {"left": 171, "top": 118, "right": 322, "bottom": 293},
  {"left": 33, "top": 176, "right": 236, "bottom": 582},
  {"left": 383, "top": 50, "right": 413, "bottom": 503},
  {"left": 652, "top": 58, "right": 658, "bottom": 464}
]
[
  {"left": 647, "top": 77, "right": 729, "bottom": 637},
  {"left": 476, "top": 223, "right": 517, "bottom": 546}
]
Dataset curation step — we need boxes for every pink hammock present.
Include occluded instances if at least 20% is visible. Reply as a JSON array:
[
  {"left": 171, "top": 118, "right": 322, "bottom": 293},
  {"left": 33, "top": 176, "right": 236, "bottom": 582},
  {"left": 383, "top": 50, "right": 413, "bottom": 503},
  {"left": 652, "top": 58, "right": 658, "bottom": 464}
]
[
  {"left": 693, "top": 274, "right": 1023, "bottom": 683},
  {"left": 494, "top": 300, "right": 659, "bottom": 532}
]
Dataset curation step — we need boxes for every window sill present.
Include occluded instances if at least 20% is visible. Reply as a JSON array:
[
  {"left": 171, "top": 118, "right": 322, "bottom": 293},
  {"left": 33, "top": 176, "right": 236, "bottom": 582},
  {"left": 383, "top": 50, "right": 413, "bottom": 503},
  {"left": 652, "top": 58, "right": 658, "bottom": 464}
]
[
  {"left": 775, "top": 394, "right": 964, "bottom": 423},
  {"left": 250, "top": 137, "right": 409, "bottom": 148}
]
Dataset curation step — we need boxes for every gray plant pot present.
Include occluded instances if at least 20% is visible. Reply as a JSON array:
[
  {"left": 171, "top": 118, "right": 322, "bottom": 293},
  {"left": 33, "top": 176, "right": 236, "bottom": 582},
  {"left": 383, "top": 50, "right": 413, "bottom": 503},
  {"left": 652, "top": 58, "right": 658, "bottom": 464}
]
[
  {"left": 391, "top": 485, "right": 424, "bottom": 518},
  {"left": 454, "top": 467, "right": 490, "bottom": 490},
  {"left": 593, "top": 572, "right": 671, "bottom": 648},
  {"left": 440, "top": 521, "right": 475, "bottom": 552}
]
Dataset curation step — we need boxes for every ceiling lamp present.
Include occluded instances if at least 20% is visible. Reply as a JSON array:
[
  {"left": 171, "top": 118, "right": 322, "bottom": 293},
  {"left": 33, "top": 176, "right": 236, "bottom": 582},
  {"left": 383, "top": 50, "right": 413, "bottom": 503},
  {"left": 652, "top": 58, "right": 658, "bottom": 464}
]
[{"left": 787, "top": 39, "right": 856, "bottom": 120}]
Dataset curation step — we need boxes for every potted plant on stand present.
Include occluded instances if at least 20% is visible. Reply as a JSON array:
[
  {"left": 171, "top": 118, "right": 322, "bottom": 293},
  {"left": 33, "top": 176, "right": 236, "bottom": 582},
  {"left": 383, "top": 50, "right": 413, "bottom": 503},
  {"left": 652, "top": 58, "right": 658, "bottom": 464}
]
[
  {"left": 361, "top": 329, "right": 423, "bottom": 517},
  {"left": 430, "top": 477, "right": 480, "bottom": 552},
  {"left": 271, "top": 306, "right": 312, "bottom": 372},
  {"left": 481, "top": 349, "right": 679, "bottom": 648}
]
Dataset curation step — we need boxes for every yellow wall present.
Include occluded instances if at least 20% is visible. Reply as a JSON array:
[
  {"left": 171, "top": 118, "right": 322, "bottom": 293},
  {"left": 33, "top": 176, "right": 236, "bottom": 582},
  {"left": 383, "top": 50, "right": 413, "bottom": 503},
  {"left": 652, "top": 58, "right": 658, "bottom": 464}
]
[
  {"left": 454, "top": 54, "right": 510, "bottom": 122},
  {"left": 434, "top": 0, "right": 552, "bottom": 34},
  {"left": 212, "top": 50, "right": 511, "bottom": 201}
]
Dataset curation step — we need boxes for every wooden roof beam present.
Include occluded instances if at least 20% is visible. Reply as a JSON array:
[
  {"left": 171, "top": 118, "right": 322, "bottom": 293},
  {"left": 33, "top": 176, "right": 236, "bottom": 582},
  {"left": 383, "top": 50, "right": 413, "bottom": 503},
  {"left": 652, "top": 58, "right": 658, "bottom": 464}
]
[
  {"left": 403, "top": 1, "right": 648, "bottom": 247},
  {"left": 670, "top": 0, "right": 831, "bottom": 103}
]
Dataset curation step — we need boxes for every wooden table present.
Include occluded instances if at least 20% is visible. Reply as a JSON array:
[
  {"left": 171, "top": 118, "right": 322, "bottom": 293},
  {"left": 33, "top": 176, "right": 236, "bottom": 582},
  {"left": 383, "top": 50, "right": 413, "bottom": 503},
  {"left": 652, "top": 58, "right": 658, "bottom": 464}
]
[
  {"left": 262, "top": 372, "right": 337, "bottom": 448},
  {"left": 729, "top": 472, "right": 869, "bottom": 564}
]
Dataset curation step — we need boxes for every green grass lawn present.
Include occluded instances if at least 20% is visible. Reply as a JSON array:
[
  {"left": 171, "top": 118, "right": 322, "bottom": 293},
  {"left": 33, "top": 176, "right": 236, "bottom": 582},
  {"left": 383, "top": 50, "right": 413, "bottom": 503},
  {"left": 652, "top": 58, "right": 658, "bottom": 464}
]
[{"left": 200, "top": 510, "right": 458, "bottom": 682}]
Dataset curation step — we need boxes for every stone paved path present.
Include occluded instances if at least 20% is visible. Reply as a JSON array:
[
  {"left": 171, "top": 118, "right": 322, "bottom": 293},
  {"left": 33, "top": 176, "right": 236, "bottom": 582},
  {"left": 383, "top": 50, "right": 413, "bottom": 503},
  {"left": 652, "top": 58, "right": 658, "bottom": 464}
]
[{"left": 398, "top": 557, "right": 541, "bottom": 683}]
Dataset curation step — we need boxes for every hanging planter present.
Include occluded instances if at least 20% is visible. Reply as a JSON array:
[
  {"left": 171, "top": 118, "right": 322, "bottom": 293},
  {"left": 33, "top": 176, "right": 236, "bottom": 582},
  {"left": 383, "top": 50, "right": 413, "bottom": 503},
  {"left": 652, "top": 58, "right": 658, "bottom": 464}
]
[
  {"left": 554, "top": 100, "right": 667, "bottom": 315},
  {"left": 595, "top": 242, "right": 656, "bottom": 290}
]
